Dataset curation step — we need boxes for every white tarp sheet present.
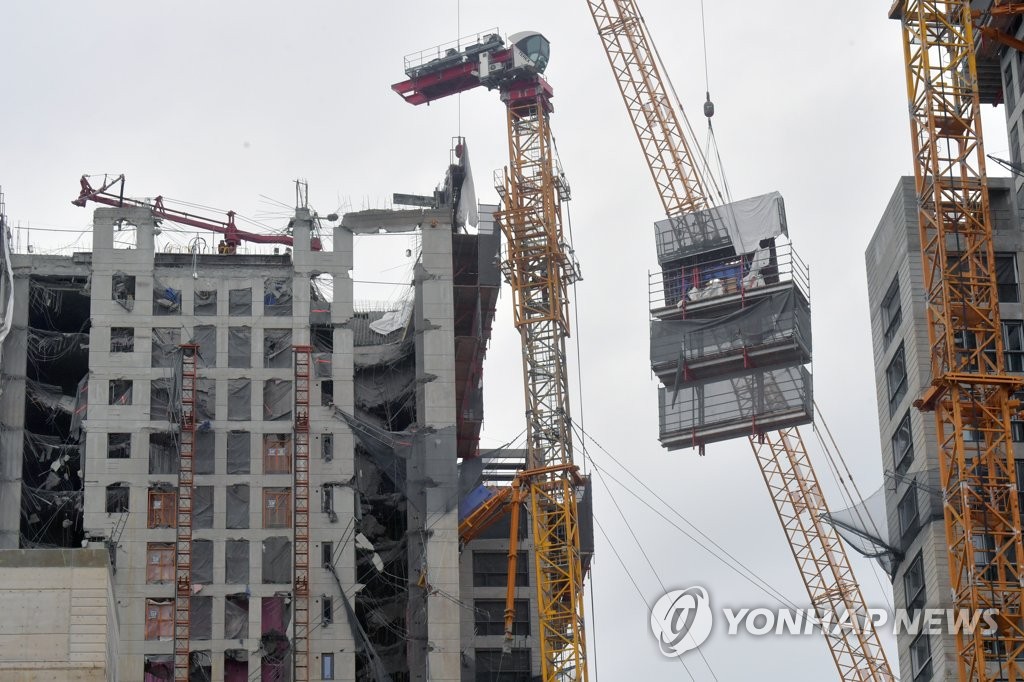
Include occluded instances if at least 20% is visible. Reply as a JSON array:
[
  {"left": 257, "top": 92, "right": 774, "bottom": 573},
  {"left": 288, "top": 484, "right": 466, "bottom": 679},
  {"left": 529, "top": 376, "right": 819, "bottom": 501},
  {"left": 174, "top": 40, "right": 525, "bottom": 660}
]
[
  {"left": 369, "top": 299, "right": 414, "bottom": 337},
  {"left": 655, "top": 191, "right": 788, "bottom": 261}
]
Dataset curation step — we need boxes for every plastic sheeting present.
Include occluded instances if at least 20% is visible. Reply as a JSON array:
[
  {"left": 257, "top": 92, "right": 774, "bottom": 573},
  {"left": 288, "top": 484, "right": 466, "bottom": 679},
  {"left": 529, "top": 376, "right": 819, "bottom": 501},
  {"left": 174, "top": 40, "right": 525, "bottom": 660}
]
[
  {"left": 193, "top": 325, "right": 217, "bottom": 369},
  {"left": 227, "top": 484, "right": 249, "bottom": 529},
  {"left": 194, "top": 287, "right": 217, "bottom": 316},
  {"left": 224, "top": 651, "right": 248, "bottom": 682},
  {"left": 369, "top": 298, "right": 414, "bottom": 336},
  {"left": 27, "top": 379, "right": 75, "bottom": 414},
  {"left": 225, "top": 539, "right": 249, "bottom": 584},
  {"left": 354, "top": 366, "right": 415, "bottom": 411},
  {"left": 263, "top": 379, "right": 292, "bottom": 421},
  {"left": 197, "top": 378, "right": 215, "bottom": 421},
  {"left": 650, "top": 289, "right": 811, "bottom": 373},
  {"left": 108, "top": 379, "right": 132, "bottom": 406},
  {"left": 228, "top": 379, "right": 251, "bottom": 421},
  {"left": 150, "top": 378, "right": 179, "bottom": 422},
  {"left": 228, "top": 327, "right": 251, "bottom": 368},
  {"left": 193, "top": 539, "right": 213, "bottom": 583},
  {"left": 264, "top": 277, "right": 292, "bottom": 316},
  {"left": 225, "top": 594, "right": 249, "bottom": 639},
  {"left": 655, "top": 191, "right": 788, "bottom": 264},
  {"left": 195, "top": 431, "right": 214, "bottom": 475},
  {"left": 227, "top": 431, "right": 250, "bottom": 474},
  {"left": 191, "top": 596, "right": 212, "bottom": 640},
  {"left": 189, "top": 651, "right": 212, "bottom": 680},
  {"left": 194, "top": 486, "right": 213, "bottom": 529},
  {"left": 263, "top": 329, "right": 293, "bottom": 369},
  {"left": 229, "top": 287, "right": 252, "bottom": 316},
  {"left": 659, "top": 365, "right": 813, "bottom": 448},
  {"left": 153, "top": 276, "right": 181, "bottom": 315},
  {"left": 151, "top": 328, "right": 181, "bottom": 369},
  {"left": 149, "top": 431, "right": 178, "bottom": 474},
  {"left": 262, "top": 536, "right": 291, "bottom": 584}
]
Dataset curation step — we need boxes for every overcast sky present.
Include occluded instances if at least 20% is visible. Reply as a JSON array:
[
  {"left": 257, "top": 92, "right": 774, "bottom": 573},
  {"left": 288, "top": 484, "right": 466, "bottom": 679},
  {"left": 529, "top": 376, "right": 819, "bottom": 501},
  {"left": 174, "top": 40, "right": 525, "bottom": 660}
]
[{"left": 1, "top": 2, "right": 1015, "bottom": 680}]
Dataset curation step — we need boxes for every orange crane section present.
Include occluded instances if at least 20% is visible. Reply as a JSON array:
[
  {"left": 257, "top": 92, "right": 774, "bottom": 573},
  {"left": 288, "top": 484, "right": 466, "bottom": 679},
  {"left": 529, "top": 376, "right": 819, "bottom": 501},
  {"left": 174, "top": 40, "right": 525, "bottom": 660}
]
[
  {"left": 893, "top": 1, "right": 1024, "bottom": 678},
  {"left": 586, "top": 1, "right": 893, "bottom": 678}
]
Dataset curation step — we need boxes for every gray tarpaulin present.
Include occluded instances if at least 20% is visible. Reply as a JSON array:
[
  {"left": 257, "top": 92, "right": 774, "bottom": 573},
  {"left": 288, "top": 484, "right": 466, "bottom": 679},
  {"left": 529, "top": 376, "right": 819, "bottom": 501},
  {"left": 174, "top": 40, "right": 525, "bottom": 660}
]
[
  {"left": 191, "top": 596, "right": 212, "bottom": 640},
  {"left": 264, "top": 277, "right": 292, "bottom": 316},
  {"left": 262, "top": 536, "right": 292, "bottom": 583},
  {"left": 264, "top": 329, "right": 293, "bottom": 369},
  {"left": 193, "top": 325, "right": 216, "bottom": 369},
  {"left": 354, "top": 366, "right": 415, "bottom": 410},
  {"left": 197, "top": 379, "right": 215, "bottom": 421},
  {"left": 227, "top": 484, "right": 249, "bottom": 529},
  {"left": 153, "top": 276, "right": 181, "bottom": 315},
  {"left": 263, "top": 379, "right": 292, "bottom": 421},
  {"left": 228, "top": 379, "right": 251, "bottom": 421},
  {"left": 228, "top": 327, "right": 251, "bottom": 368},
  {"left": 151, "top": 328, "right": 181, "bottom": 368},
  {"left": 189, "top": 651, "right": 212, "bottom": 680},
  {"left": 227, "top": 431, "right": 250, "bottom": 474},
  {"left": 194, "top": 486, "right": 213, "bottom": 529},
  {"left": 195, "top": 431, "right": 214, "bottom": 474},
  {"left": 225, "top": 594, "right": 249, "bottom": 639},
  {"left": 650, "top": 288, "right": 811, "bottom": 372},
  {"left": 194, "top": 286, "right": 217, "bottom": 316},
  {"left": 655, "top": 191, "right": 788, "bottom": 264},
  {"left": 149, "top": 431, "right": 178, "bottom": 474},
  {"left": 193, "top": 539, "right": 213, "bottom": 583},
  {"left": 229, "top": 287, "right": 252, "bottom": 316},
  {"left": 71, "top": 376, "right": 88, "bottom": 436},
  {"left": 150, "top": 378, "right": 177, "bottom": 421},
  {"left": 225, "top": 539, "right": 249, "bottom": 584},
  {"left": 658, "top": 365, "right": 812, "bottom": 448}
]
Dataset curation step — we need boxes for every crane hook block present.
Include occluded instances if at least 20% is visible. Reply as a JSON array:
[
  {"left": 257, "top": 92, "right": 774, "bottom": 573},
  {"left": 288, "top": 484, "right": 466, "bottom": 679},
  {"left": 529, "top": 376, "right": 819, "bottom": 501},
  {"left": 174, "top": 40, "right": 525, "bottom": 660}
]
[{"left": 703, "top": 91, "right": 715, "bottom": 119}]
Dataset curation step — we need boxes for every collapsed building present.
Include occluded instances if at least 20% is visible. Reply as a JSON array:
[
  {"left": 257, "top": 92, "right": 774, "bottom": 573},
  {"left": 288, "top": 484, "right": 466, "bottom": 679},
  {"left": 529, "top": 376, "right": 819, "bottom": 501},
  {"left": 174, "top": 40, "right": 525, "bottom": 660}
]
[{"left": 0, "top": 153, "right": 552, "bottom": 681}]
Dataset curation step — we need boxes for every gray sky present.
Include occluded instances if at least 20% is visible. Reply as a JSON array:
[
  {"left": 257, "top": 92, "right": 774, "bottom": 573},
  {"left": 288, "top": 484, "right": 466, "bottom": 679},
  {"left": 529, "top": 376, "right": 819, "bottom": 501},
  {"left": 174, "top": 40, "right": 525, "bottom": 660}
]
[{"left": 1, "top": 2, "right": 1014, "bottom": 679}]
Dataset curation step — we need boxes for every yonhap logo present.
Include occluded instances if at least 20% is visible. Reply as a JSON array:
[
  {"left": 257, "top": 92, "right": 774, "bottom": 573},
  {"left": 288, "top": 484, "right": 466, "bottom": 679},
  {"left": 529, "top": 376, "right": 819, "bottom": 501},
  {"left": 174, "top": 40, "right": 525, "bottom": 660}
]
[{"left": 649, "top": 586, "right": 714, "bottom": 657}]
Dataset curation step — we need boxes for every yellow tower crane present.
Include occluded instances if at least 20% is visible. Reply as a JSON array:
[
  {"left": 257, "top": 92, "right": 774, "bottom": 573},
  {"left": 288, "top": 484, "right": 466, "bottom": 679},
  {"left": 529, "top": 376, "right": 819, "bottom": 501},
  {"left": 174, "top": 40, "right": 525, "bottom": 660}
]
[
  {"left": 584, "top": 1, "right": 894, "bottom": 678},
  {"left": 393, "top": 31, "right": 589, "bottom": 681},
  {"left": 892, "top": 1, "right": 1024, "bottom": 679}
]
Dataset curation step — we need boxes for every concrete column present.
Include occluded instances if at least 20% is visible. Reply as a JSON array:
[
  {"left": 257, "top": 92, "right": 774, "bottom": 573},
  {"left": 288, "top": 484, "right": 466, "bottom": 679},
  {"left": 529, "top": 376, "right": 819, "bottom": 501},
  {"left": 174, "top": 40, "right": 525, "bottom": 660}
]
[
  {"left": 409, "top": 219, "right": 460, "bottom": 681},
  {"left": 0, "top": 263, "right": 29, "bottom": 549}
]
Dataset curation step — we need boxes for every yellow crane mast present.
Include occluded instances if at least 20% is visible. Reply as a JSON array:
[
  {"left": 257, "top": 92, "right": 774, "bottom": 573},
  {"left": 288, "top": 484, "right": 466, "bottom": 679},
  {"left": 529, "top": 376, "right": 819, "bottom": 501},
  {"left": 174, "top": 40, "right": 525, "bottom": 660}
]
[
  {"left": 392, "top": 32, "right": 588, "bottom": 681},
  {"left": 585, "top": 1, "right": 893, "bottom": 678},
  {"left": 893, "top": 0, "right": 1024, "bottom": 678}
]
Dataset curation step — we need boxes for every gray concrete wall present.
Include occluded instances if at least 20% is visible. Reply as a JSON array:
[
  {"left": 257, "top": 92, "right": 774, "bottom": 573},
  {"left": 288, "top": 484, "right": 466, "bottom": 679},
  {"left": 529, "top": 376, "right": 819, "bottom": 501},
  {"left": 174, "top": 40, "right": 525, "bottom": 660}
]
[
  {"left": 0, "top": 548, "right": 117, "bottom": 681},
  {"left": 0, "top": 258, "right": 29, "bottom": 549}
]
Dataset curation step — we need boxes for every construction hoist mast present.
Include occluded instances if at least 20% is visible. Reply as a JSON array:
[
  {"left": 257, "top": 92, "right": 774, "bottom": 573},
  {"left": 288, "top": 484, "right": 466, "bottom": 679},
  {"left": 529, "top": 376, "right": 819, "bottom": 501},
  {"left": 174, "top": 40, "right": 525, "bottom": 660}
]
[
  {"left": 893, "top": 0, "right": 1024, "bottom": 678},
  {"left": 392, "top": 30, "right": 588, "bottom": 681},
  {"left": 292, "top": 346, "right": 313, "bottom": 682},
  {"left": 585, "top": 1, "right": 893, "bottom": 678},
  {"left": 174, "top": 345, "right": 199, "bottom": 681}
]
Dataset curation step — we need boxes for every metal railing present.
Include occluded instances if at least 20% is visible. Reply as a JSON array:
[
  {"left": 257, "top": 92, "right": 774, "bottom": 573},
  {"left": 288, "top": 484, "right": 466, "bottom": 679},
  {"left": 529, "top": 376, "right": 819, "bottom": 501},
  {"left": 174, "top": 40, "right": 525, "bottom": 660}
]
[
  {"left": 402, "top": 28, "right": 503, "bottom": 76},
  {"left": 649, "top": 241, "right": 809, "bottom": 313}
]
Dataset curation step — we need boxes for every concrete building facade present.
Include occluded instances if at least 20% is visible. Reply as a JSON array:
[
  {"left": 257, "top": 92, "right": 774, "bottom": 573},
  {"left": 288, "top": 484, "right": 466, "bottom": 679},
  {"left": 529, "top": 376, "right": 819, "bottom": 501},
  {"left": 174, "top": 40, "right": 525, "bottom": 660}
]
[
  {"left": 865, "top": 176, "right": 1024, "bottom": 681},
  {"left": 0, "top": 157, "right": 545, "bottom": 681}
]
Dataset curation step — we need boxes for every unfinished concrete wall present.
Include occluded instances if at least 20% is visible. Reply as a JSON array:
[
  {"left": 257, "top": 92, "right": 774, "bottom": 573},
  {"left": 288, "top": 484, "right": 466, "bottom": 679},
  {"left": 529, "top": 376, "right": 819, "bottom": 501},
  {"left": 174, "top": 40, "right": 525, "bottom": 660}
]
[
  {"left": 0, "top": 260, "right": 29, "bottom": 549},
  {"left": 0, "top": 548, "right": 118, "bottom": 681}
]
